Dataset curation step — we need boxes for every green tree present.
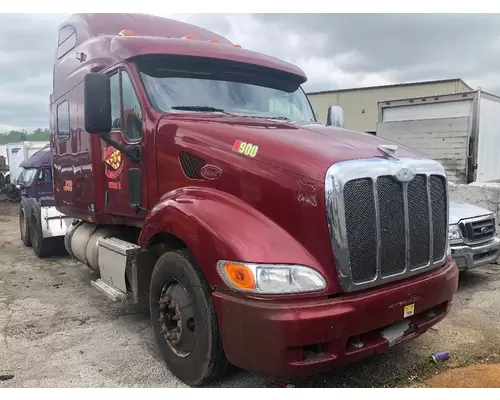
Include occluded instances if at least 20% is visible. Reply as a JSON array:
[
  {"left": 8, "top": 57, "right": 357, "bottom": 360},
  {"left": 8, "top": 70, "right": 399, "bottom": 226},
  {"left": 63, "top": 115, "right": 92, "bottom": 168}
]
[{"left": 0, "top": 128, "right": 50, "bottom": 145}]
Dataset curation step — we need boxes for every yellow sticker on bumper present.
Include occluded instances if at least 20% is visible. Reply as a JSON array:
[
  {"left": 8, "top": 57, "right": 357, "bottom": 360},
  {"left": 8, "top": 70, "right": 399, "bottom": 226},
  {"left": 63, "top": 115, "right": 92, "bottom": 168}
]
[{"left": 404, "top": 303, "right": 415, "bottom": 318}]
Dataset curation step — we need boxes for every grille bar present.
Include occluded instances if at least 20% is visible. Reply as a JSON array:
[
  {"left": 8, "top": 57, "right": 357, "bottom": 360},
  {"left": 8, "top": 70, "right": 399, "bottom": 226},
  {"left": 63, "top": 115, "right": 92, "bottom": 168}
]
[
  {"left": 344, "top": 179, "right": 377, "bottom": 283},
  {"left": 377, "top": 176, "right": 406, "bottom": 277},
  {"left": 408, "top": 175, "right": 431, "bottom": 268},
  {"left": 430, "top": 175, "right": 447, "bottom": 262},
  {"left": 325, "top": 158, "right": 448, "bottom": 293}
]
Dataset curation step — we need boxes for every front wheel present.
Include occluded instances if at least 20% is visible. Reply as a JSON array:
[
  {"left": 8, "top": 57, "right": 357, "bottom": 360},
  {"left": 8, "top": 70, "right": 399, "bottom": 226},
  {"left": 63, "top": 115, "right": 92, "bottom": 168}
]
[{"left": 149, "top": 249, "right": 229, "bottom": 386}]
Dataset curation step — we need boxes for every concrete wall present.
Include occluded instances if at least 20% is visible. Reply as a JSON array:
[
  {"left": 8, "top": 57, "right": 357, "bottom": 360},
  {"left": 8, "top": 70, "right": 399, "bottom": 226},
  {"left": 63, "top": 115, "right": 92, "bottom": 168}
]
[{"left": 307, "top": 80, "right": 471, "bottom": 132}]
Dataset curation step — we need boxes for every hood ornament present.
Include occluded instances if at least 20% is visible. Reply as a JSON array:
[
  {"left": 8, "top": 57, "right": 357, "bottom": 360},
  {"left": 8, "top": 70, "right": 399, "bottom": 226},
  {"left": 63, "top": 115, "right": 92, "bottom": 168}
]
[{"left": 377, "top": 144, "right": 399, "bottom": 160}]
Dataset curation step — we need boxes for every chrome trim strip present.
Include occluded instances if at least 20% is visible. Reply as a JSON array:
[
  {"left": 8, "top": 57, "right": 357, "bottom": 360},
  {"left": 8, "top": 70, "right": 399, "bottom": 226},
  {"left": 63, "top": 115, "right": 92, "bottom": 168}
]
[
  {"left": 403, "top": 182, "right": 410, "bottom": 272},
  {"left": 372, "top": 179, "right": 381, "bottom": 276},
  {"left": 426, "top": 175, "right": 434, "bottom": 266},
  {"left": 325, "top": 157, "right": 449, "bottom": 292}
]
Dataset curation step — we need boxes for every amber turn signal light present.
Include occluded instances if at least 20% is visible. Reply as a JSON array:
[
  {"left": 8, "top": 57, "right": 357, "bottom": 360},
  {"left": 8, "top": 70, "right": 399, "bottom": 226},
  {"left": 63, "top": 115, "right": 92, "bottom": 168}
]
[
  {"left": 118, "top": 29, "right": 134, "bottom": 37},
  {"left": 223, "top": 263, "right": 255, "bottom": 290}
]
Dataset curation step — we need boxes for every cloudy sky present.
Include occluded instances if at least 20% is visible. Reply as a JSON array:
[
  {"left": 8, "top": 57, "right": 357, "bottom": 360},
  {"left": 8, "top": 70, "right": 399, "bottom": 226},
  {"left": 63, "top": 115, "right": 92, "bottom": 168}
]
[{"left": 1, "top": 13, "right": 499, "bottom": 132}]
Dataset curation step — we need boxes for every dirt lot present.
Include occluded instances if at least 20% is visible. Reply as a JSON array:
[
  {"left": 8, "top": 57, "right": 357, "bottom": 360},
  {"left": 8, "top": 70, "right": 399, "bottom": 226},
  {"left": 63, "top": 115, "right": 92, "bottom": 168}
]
[{"left": 1, "top": 200, "right": 500, "bottom": 388}]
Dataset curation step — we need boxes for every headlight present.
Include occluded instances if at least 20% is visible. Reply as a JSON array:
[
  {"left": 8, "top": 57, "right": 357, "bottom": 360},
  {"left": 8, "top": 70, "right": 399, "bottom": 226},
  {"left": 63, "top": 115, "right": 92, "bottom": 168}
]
[
  {"left": 216, "top": 260, "right": 327, "bottom": 294},
  {"left": 448, "top": 224, "right": 462, "bottom": 241}
]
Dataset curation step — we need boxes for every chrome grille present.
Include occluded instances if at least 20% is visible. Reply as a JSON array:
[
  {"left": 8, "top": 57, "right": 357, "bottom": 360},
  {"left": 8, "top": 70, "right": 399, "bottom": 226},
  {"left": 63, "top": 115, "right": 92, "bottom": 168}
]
[
  {"left": 459, "top": 216, "right": 496, "bottom": 244},
  {"left": 325, "top": 158, "right": 448, "bottom": 292}
]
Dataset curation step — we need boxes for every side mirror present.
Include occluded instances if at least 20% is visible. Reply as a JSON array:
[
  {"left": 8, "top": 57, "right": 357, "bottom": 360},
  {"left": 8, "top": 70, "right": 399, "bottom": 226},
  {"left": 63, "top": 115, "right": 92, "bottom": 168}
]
[
  {"left": 84, "top": 73, "right": 112, "bottom": 134},
  {"left": 326, "top": 105, "right": 344, "bottom": 128}
]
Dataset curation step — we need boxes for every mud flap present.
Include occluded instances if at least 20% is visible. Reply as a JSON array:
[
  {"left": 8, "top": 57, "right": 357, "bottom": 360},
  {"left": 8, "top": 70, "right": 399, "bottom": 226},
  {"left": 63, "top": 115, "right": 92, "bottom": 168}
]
[{"left": 40, "top": 205, "right": 73, "bottom": 239}]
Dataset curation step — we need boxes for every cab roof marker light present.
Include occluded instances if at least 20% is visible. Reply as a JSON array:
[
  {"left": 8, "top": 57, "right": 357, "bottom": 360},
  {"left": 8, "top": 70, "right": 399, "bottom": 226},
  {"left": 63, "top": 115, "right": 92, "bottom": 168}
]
[
  {"left": 118, "top": 29, "right": 134, "bottom": 37},
  {"left": 232, "top": 44, "right": 242, "bottom": 48},
  {"left": 182, "top": 35, "right": 196, "bottom": 40}
]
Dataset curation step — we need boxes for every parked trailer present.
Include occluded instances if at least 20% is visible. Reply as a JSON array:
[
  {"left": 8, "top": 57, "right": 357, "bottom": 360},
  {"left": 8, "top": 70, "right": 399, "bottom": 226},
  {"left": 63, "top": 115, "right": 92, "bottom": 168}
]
[
  {"left": 376, "top": 91, "right": 500, "bottom": 184},
  {"left": 0, "top": 145, "right": 8, "bottom": 165},
  {"left": 23, "top": 13, "right": 459, "bottom": 386},
  {"left": 6, "top": 141, "right": 50, "bottom": 183}
]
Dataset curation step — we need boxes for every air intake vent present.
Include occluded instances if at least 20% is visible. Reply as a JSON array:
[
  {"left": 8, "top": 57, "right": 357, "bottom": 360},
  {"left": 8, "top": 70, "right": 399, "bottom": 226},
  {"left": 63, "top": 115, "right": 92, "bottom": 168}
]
[{"left": 179, "top": 152, "right": 207, "bottom": 179}]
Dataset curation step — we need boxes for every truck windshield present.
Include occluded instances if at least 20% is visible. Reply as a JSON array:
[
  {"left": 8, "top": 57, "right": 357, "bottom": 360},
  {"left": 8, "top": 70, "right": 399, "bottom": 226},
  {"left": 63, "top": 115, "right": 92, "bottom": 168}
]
[
  {"left": 140, "top": 71, "right": 315, "bottom": 123},
  {"left": 20, "top": 168, "right": 38, "bottom": 183}
]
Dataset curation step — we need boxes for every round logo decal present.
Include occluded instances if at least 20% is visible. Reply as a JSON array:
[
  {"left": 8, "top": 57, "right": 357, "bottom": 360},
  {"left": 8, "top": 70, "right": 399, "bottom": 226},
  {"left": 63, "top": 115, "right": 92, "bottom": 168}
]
[
  {"left": 104, "top": 146, "right": 124, "bottom": 180},
  {"left": 200, "top": 165, "right": 222, "bottom": 181}
]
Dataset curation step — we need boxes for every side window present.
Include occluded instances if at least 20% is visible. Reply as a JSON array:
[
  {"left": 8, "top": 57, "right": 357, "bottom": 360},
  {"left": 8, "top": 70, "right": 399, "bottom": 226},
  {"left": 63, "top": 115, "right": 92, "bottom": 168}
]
[
  {"left": 39, "top": 168, "right": 52, "bottom": 183},
  {"left": 110, "top": 73, "right": 121, "bottom": 130},
  {"left": 56, "top": 101, "right": 70, "bottom": 140},
  {"left": 121, "top": 71, "right": 143, "bottom": 140},
  {"left": 57, "top": 25, "right": 77, "bottom": 59}
]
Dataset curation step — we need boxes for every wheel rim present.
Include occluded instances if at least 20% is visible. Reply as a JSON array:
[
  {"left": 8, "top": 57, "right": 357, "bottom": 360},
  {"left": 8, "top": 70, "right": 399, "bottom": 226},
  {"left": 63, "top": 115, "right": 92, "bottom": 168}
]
[
  {"left": 20, "top": 209, "right": 26, "bottom": 238},
  {"left": 158, "top": 280, "right": 196, "bottom": 358}
]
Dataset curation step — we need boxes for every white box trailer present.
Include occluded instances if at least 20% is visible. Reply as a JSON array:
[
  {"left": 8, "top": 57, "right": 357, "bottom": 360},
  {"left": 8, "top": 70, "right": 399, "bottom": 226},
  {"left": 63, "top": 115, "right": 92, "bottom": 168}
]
[
  {"left": 7, "top": 141, "right": 50, "bottom": 182},
  {"left": 376, "top": 90, "right": 500, "bottom": 184},
  {"left": 0, "top": 145, "right": 7, "bottom": 164}
]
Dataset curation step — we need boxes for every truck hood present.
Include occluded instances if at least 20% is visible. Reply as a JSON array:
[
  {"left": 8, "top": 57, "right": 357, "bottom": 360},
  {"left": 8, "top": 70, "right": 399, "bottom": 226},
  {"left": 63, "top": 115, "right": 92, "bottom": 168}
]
[
  {"left": 449, "top": 200, "right": 494, "bottom": 225},
  {"left": 160, "top": 115, "right": 428, "bottom": 183}
]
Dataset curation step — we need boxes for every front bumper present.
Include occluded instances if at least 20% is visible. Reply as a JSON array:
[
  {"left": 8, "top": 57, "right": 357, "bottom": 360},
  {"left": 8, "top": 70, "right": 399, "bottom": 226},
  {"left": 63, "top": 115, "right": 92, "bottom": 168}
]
[
  {"left": 450, "top": 237, "right": 500, "bottom": 271},
  {"left": 212, "top": 257, "right": 458, "bottom": 378}
]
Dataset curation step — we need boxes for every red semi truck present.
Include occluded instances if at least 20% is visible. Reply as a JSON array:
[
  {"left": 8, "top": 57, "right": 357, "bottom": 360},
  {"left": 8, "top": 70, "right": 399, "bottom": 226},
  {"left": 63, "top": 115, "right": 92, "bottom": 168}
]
[{"left": 25, "top": 13, "right": 459, "bottom": 386}]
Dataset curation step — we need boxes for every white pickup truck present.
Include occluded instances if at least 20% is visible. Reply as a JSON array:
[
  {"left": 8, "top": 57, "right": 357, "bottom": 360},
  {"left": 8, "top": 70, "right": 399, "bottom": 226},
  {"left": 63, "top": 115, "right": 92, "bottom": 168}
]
[{"left": 449, "top": 201, "right": 500, "bottom": 270}]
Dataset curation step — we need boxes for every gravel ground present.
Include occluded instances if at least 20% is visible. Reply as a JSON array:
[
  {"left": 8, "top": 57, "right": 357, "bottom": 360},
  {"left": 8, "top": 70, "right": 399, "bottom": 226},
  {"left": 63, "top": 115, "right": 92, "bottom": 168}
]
[{"left": 1, "top": 199, "right": 500, "bottom": 388}]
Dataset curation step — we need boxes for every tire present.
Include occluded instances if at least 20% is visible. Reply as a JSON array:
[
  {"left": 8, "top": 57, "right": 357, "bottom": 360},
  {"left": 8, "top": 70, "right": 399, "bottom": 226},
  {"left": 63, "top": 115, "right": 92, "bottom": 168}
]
[
  {"left": 29, "top": 201, "right": 65, "bottom": 258},
  {"left": 149, "top": 249, "right": 229, "bottom": 386},
  {"left": 19, "top": 198, "right": 36, "bottom": 247}
]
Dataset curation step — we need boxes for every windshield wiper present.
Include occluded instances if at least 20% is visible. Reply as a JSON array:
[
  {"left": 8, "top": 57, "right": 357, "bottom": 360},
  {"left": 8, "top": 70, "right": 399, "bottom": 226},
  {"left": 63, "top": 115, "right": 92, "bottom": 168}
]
[
  {"left": 268, "top": 116, "right": 292, "bottom": 121},
  {"left": 170, "top": 106, "right": 229, "bottom": 114}
]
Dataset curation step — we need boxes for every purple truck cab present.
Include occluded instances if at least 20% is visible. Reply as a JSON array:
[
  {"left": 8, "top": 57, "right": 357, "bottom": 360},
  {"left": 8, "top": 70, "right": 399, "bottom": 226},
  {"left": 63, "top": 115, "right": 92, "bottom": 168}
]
[{"left": 18, "top": 145, "right": 54, "bottom": 201}]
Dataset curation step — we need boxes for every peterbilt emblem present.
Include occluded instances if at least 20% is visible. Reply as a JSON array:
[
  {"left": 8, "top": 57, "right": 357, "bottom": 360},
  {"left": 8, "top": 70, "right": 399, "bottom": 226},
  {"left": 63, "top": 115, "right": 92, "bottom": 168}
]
[
  {"left": 480, "top": 226, "right": 488, "bottom": 233},
  {"left": 200, "top": 165, "right": 222, "bottom": 181},
  {"left": 377, "top": 144, "right": 399, "bottom": 160},
  {"left": 396, "top": 167, "right": 415, "bottom": 182}
]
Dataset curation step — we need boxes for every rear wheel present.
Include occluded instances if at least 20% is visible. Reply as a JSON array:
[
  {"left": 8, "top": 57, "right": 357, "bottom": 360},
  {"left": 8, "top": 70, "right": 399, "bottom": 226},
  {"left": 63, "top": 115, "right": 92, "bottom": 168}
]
[
  {"left": 149, "top": 249, "right": 229, "bottom": 386},
  {"left": 30, "top": 202, "right": 65, "bottom": 258},
  {"left": 19, "top": 198, "right": 36, "bottom": 247}
]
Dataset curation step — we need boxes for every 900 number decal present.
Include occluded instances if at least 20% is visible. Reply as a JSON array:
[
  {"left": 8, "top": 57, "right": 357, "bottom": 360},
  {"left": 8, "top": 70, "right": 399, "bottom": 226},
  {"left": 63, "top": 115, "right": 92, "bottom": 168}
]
[{"left": 232, "top": 139, "right": 259, "bottom": 158}]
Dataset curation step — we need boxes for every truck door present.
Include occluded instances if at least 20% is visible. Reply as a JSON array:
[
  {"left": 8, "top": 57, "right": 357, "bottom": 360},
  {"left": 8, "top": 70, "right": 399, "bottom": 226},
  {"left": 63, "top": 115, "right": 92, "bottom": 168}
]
[
  {"left": 102, "top": 68, "right": 146, "bottom": 218},
  {"left": 36, "top": 167, "right": 54, "bottom": 199}
]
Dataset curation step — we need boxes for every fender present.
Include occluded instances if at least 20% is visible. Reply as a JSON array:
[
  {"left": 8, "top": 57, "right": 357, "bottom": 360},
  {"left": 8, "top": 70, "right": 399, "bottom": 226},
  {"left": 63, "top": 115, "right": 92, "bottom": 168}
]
[{"left": 139, "top": 186, "right": 324, "bottom": 291}]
